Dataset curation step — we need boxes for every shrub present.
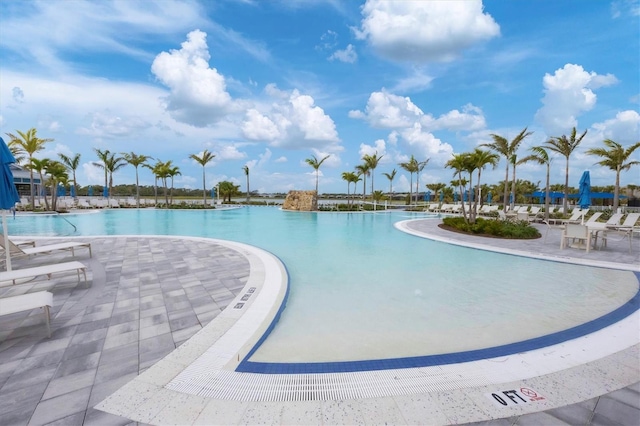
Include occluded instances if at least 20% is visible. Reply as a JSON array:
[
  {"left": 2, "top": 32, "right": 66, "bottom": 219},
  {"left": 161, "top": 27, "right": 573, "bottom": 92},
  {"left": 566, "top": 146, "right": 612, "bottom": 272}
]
[{"left": 442, "top": 216, "right": 540, "bottom": 239}]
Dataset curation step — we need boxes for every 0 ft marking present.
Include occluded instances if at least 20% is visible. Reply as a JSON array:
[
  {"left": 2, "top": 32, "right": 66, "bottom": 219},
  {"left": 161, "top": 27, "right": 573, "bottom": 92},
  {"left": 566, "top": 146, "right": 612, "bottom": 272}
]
[{"left": 487, "top": 388, "right": 545, "bottom": 407}]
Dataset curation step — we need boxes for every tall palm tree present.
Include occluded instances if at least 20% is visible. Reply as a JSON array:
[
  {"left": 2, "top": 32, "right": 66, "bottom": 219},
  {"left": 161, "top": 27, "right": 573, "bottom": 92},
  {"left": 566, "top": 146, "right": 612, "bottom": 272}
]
[
  {"left": 122, "top": 152, "right": 152, "bottom": 208},
  {"left": 341, "top": 171, "right": 358, "bottom": 206},
  {"left": 446, "top": 153, "right": 474, "bottom": 222},
  {"left": 522, "top": 145, "right": 552, "bottom": 221},
  {"left": 362, "top": 151, "right": 384, "bottom": 195},
  {"left": 167, "top": 163, "right": 181, "bottom": 206},
  {"left": 482, "top": 127, "right": 533, "bottom": 209},
  {"left": 545, "top": 127, "right": 587, "bottom": 214},
  {"left": 92, "top": 148, "right": 111, "bottom": 197},
  {"left": 382, "top": 169, "right": 397, "bottom": 196},
  {"left": 426, "top": 182, "right": 446, "bottom": 204},
  {"left": 415, "top": 158, "right": 429, "bottom": 203},
  {"left": 398, "top": 155, "right": 419, "bottom": 205},
  {"left": 6, "top": 128, "right": 53, "bottom": 207},
  {"left": 242, "top": 165, "right": 250, "bottom": 204},
  {"left": 355, "top": 163, "right": 370, "bottom": 201},
  {"left": 189, "top": 150, "right": 216, "bottom": 207},
  {"left": 145, "top": 160, "right": 165, "bottom": 206},
  {"left": 105, "top": 152, "right": 127, "bottom": 203},
  {"left": 44, "top": 161, "right": 68, "bottom": 211},
  {"left": 58, "top": 153, "right": 81, "bottom": 199},
  {"left": 470, "top": 149, "right": 499, "bottom": 222},
  {"left": 305, "top": 154, "right": 330, "bottom": 194},
  {"left": 586, "top": 139, "right": 640, "bottom": 211},
  {"left": 29, "top": 158, "right": 51, "bottom": 210}
]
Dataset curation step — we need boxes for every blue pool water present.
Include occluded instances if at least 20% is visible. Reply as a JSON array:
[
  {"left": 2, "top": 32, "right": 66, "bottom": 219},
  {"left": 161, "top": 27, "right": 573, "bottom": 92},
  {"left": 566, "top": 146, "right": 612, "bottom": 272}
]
[{"left": 5, "top": 207, "right": 638, "bottom": 365}]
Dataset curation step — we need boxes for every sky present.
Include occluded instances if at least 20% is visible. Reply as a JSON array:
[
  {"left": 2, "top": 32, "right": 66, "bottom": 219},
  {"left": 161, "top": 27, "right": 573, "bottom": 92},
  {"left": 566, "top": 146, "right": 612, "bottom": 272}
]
[{"left": 1, "top": 0, "right": 639, "bottom": 195}]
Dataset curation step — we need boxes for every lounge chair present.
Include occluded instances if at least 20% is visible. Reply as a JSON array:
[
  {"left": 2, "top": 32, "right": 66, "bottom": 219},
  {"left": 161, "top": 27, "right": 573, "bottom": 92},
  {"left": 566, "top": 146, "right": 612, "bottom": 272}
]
[
  {"left": 0, "top": 261, "right": 88, "bottom": 287},
  {"left": 599, "top": 213, "right": 640, "bottom": 253},
  {"left": 0, "top": 291, "right": 54, "bottom": 337},
  {"left": 0, "top": 235, "right": 92, "bottom": 259}
]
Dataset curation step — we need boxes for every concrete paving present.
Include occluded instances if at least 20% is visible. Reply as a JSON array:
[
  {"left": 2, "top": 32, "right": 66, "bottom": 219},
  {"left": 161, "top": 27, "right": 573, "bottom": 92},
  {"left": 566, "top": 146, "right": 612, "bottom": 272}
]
[{"left": 0, "top": 218, "right": 638, "bottom": 425}]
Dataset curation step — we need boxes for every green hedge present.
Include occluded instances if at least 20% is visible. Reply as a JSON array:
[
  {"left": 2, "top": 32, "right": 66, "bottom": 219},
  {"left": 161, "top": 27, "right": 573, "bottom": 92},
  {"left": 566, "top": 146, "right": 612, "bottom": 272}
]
[{"left": 442, "top": 216, "right": 540, "bottom": 239}]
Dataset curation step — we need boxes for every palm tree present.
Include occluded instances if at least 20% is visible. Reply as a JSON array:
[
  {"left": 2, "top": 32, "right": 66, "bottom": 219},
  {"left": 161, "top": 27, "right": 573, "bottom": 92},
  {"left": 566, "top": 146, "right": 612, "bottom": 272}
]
[
  {"left": 92, "top": 148, "right": 111, "bottom": 197},
  {"left": 242, "top": 165, "right": 250, "bottom": 204},
  {"left": 426, "top": 183, "right": 446, "bottom": 205},
  {"left": 545, "top": 127, "right": 587, "bottom": 214},
  {"left": 586, "top": 139, "right": 640, "bottom": 211},
  {"left": 167, "top": 164, "right": 181, "bottom": 205},
  {"left": 218, "top": 181, "right": 240, "bottom": 203},
  {"left": 145, "top": 160, "right": 165, "bottom": 206},
  {"left": 446, "top": 153, "right": 474, "bottom": 222},
  {"left": 29, "top": 158, "right": 51, "bottom": 210},
  {"left": 341, "top": 171, "right": 359, "bottom": 207},
  {"left": 105, "top": 152, "right": 127, "bottom": 203},
  {"left": 122, "top": 152, "right": 152, "bottom": 208},
  {"left": 398, "top": 155, "right": 419, "bottom": 205},
  {"left": 58, "top": 153, "right": 81, "bottom": 199},
  {"left": 362, "top": 151, "right": 384, "bottom": 195},
  {"left": 522, "top": 145, "right": 552, "bottom": 221},
  {"left": 189, "top": 150, "right": 216, "bottom": 207},
  {"left": 415, "top": 158, "right": 429, "bottom": 203},
  {"left": 470, "top": 149, "right": 499, "bottom": 222},
  {"left": 44, "top": 161, "right": 68, "bottom": 211},
  {"left": 482, "top": 127, "right": 533, "bottom": 209},
  {"left": 305, "top": 154, "right": 330, "bottom": 194},
  {"left": 6, "top": 128, "right": 53, "bottom": 207},
  {"left": 355, "top": 163, "right": 370, "bottom": 201},
  {"left": 382, "top": 169, "right": 397, "bottom": 196}
]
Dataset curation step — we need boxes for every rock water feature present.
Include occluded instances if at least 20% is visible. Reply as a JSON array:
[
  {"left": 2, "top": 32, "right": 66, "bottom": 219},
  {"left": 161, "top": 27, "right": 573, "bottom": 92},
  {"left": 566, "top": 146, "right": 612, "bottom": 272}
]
[{"left": 282, "top": 190, "right": 317, "bottom": 211}]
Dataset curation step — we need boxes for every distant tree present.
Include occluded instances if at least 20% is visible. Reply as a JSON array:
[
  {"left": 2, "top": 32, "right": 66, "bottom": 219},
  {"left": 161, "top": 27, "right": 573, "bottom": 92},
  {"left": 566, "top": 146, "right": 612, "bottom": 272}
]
[
  {"left": 355, "top": 163, "right": 370, "bottom": 201},
  {"left": 415, "top": 158, "right": 429, "bottom": 203},
  {"left": 44, "top": 161, "right": 68, "bottom": 211},
  {"left": 426, "top": 182, "right": 446, "bottom": 204},
  {"left": 341, "top": 171, "right": 359, "bottom": 206},
  {"left": 399, "top": 155, "right": 419, "bottom": 205},
  {"left": 522, "top": 145, "right": 552, "bottom": 221},
  {"left": 586, "top": 139, "right": 640, "bottom": 211},
  {"left": 58, "top": 153, "right": 81, "bottom": 199},
  {"left": 123, "top": 152, "right": 152, "bottom": 208},
  {"left": 482, "top": 127, "right": 533, "bottom": 209},
  {"left": 105, "top": 152, "right": 127, "bottom": 203},
  {"left": 189, "top": 150, "right": 215, "bottom": 207},
  {"left": 305, "top": 154, "right": 330, "bottom": 194},
  {"left": 218, "top": 181, "right": 240, "bottom": 202},
  {"left": 242, "top": 164, "right": 250, "bottom": 204},
  {"left": 446, "top": 153, "right": 474, "bottom": 222},
  {"left": 92, "top": 148, "right": 111, "bottom": 197},
  {"left": 545, "top": 127, "right": 587, "bottom": 213},
  {"left": 362, "top": 151, "right": 384, "bottom": 194},
  {"left": 382, "top": 169, "right": 397, "bottom": 195},
  {"left": 371, "top": 190, "right": 386, "bottom": 204},
  {"left": 29, "top": 158, "right": 51, "bottom": 210},
  {"left": 6, "top": 128, "right": 53, "bottom": 207},
  {"left": 469, "top": 149, "right": 499, "bottom": 222}
]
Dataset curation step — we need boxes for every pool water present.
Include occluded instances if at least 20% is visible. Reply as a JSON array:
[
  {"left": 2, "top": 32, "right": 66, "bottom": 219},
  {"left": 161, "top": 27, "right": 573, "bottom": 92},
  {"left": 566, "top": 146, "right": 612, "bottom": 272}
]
[{"left": 5, "top": 208, "right": 638, "bottom": 363}]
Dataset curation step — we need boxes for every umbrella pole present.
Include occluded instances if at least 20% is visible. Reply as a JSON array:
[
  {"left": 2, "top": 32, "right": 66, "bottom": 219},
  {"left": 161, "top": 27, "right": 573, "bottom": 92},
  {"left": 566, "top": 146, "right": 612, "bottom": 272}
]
[{"left": 2, "top": 210, "right": 11, "bottom": 271}]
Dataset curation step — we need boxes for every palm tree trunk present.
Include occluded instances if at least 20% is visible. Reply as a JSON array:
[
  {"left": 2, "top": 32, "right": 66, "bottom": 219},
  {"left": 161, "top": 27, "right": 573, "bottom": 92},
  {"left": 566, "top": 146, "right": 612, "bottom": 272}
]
[
  {"left": 202, "top": 168, "right": 207, "bottom": 207},
  {"left": 563, "top": 159, "right": 569, "bottom": 214},
  {"left": 510, "top": 164, "right": 516, "bottom": 210},
  {"left": 135, "top": 167, "right": 140, "bottom": 208},
  {"left": 503, "top": 164, "right": 509, "bottom": 208},
  {"left": 544, "top": 164, "right": 550, "bottom": 222},
  {"left": 613, "top": 167, "right": 621, "bottom": 212},
  {"left": 408, "top": 174, "right": 412, "bottom": 205}
]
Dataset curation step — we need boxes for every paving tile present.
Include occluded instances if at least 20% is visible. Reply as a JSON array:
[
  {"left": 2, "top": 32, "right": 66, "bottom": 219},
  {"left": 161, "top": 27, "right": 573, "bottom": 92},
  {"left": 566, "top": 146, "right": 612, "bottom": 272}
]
[
  {"left": 29, "top": 387, "right": 91, "bottom": 426},
  {"left": 95, "top": 354, "right": 138, "bottom": 384},
  {"left": 54, "top": 352, "right": 101, "bottom": 379},
  {"left": 1, "top": 364, "right": 58, "bottom": 393},
  {"left": 103, "top": 329, "right": 139, "bottom": 350},
  {"left": 0, "top": 403, "right": 35, "bottom": 426},
  {"left": 593, "top": 393, "right": 640, "bottom": 426},
  {"left": 43, "top": 368, "right": 97, "bottom": 400},
  {"left": 0, "top": 381, "right": 48, "bottom": 419},
  {"left": 61, "top": 338, "right": 105, "bottom": 361},
  {"left": 83, "top": 407, "right": 134, "bottom": 426},
  {"left": 43, "top": 411, "right": 87, "bottom": 426}
]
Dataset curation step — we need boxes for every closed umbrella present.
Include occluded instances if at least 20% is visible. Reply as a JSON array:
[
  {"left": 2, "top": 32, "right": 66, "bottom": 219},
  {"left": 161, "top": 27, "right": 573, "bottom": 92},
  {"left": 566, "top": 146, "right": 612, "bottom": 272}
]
[
  {"left": 425, "top": 190, "right": 431, "bottom": 202},
  {"left": 88, "top": 186, "right": 94, "bottom": 197},
  {"left": 70, "top": 184, "right": 76, "bottom": 198},
  {"left": 57, "top": 184, "right": 66, "bottom": 197},
  {"left": 0, "top": 137, "right": 20, "bottom": 271},
  {"left": 103, "top": 185, "right": 108, "bottom": 198},
  {"left": 578, "top": 170, "right": 591, "bottom": 210},
  {"left": 487, "top": 192, "right": 492, "bottom": 204}
]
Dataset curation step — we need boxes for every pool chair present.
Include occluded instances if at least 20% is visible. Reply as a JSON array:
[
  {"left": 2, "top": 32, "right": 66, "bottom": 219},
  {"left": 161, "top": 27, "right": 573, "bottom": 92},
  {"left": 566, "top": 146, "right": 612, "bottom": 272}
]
[
  {"left": 561, "top": 223, "right": 592, "bottom": 253},
  {"left": 0, "top": 235, "right": 92, "bottom": 260},
  {"left": 599, "top": 213, "right": 640, "bottom": 253}
]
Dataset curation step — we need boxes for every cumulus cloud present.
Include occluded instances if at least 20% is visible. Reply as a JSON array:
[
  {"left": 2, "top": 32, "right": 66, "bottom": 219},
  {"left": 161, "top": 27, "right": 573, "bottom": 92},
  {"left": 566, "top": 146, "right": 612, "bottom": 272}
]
[
  {"left": 216, "top": 145, "right": 247, "bottom": 161},
  {"left": 422, "top": 104, "right": 487, "bottom": 132},
  {"left": 534, "top": 63, "right": 618, "bottom": 136},
  {"left": 400, "top": 123, "right": 455, "bottom": 164},
  {"left": 77, "top": 111, "right": 150, "bottom": 138},
  {"left": 355, "top": 0, "right": 500, "bottom": 63},
  {"left": 275, "top": 156, "right": 288, "bottom": 163},
  {"left": 241, "top": 85, "right": 340, "bottom": 150},
  {"left": 391, "top": 68, "right": 434, "bottom": 93},
  {"left": 589, "top": 110, "right": 640, "bottom": 146},
  {"left": 358, "top": 139, "right": 387, "bottom": 160},
  {"left": 328, "top": 44, "right": 357, "bottom": 63},
  {"left": 349, "top": 91, "right": 424, "bottom": 128},
  {"left": 151, "top": 30, "right": 236, "bottom": 127}
]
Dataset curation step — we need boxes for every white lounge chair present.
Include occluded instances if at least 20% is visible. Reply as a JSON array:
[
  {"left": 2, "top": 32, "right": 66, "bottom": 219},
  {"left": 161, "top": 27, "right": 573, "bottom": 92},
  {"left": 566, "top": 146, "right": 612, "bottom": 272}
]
[
  {"left": 0, "top": 291, "right": 53, "bottom": 337},
  {"left": 0, "top": 261, "right": 88, "bottom": 287},
  {"left": 0, "top": 235, "right": 92, "bottom": 259},
  {"left": 599, "top": 213, "right": 640, "bottom": 253}
]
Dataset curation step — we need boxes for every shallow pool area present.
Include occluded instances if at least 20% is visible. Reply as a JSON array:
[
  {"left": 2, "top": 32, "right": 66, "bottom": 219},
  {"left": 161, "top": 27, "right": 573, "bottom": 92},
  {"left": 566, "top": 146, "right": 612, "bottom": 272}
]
[{"left": 6, "top": 207, "right": 638, "bottom": 370}]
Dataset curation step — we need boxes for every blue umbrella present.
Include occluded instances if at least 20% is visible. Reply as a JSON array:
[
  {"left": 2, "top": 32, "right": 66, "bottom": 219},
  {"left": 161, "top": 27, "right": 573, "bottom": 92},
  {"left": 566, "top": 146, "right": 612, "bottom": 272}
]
[
  {"left": 57, "top": 184, "right": 66, "bottom": 197},
  {"left": 424, "top": 190, "right": 431, "bottom": 202},
  {"left": 487, "top": 192, "right": 492, "bottom": 204},
  {"left": 509, "top": 192, "right": 513, "bottom": 205},
  {"left": 103, "top": 185, "right": 109, "bottom": 198},
  {"left": 578, "top": 170, "right": 591, "bottom": 210},
  {"left": 88, "top": 186, "right": 94, "bottom": 197},
  {"left": 454, "top": 192, "right": 459, "bottom": 202},
  {"left": 211, "top": 187, "right": 216, "bottom": 199},
  {"left": 0, "top": 137, "right": 20, "bottom": 271},
  {"left": 463, "top": 191, "right": 468, "bottom": 202},
  {"left": 70, "top": 184, "right": 76, "bottom": 198}
]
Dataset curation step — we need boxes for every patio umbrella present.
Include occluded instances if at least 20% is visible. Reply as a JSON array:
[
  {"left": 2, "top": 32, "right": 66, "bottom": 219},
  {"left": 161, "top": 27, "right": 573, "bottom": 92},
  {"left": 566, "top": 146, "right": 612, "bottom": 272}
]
[
  {"left": 103, "top": 185, "right": 108, "bottom": 198},
  {"left": 0, "top": 137, "right": 20, "bottom": 271},
  {"left": 70, "top": 184, "right": 76, "bottom": 198},
  {"left": 487, "top": 192, "right": 492, "bottom": 204},
  {"left": 88, "top": 186, "right": 94, "bottom": 197},
  {"left": 425, "top": 190, "right": 431, "bottom": 202},
  {"left": 57, "top": 184, "right": 66, "bottom": 197},
  {"left": 454, "top": 192, "right": 458, "bottom": 202},
  {"left": 578, "top": 170, "right": 591, "bottom": 210}
]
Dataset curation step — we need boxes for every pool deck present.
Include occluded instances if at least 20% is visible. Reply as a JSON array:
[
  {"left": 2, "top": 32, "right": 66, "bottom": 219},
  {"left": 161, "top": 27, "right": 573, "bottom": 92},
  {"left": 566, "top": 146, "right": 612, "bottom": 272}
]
[{"left": 0, "top": 218, "right": 638, "bottom": 425}]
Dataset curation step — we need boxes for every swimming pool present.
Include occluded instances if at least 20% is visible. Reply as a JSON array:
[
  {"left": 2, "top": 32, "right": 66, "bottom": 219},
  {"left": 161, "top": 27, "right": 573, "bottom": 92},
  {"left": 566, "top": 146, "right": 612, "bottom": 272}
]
[{"left": 5, "top": 207, "right": 639, "bottom": 370}]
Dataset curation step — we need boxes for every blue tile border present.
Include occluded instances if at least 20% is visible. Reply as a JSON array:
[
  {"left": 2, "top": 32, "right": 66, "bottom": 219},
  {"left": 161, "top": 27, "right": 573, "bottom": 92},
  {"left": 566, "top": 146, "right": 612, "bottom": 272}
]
[{"left": 237, "top": 271, "right": 640, "bottom": 374}]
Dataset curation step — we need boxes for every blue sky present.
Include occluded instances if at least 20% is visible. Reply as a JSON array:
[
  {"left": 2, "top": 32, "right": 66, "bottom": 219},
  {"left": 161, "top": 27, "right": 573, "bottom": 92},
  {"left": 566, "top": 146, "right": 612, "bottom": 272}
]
[{"left": 1, "top": 0, "right": 639, "bottom": 194}]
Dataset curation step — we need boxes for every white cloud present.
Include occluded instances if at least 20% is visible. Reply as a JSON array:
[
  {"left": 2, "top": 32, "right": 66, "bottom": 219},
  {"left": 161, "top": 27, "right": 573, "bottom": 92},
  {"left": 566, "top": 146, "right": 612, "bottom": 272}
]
[
  {"left": 355, "top": 0, "right": 500, "bottom": 63},
  {"left": 328, "top": 44, "right": 357, "bottom": 63},
  {"left": 241, "top": 85, "right": 340, "bottom": 150},
  {"left": 400, "top": 123, "right": 454, "bottom": 164},
  {"left": 216, "top": 145, "right": 247, "bottom": 161},
  {"left": 349, "top": 91, "right": 424, "bottom": 128},
  {"left": 151, "top": 30, "right": 236, "bottom": 127},
  {"left": 77, "top": 111, "right": 150, "bottom": 138},
  {"left": 588, "top": 110, "right": 640, "bottom": 146},
  {"left": 81, "top": 162, "right": 104, "bottom": 185},
  {"left": 358, "top": 139, "right": 387, "bottom": 159},
  {"left": 275, "top": 156, "right": 288, "bottom": 163},
  {"left": 422, "top": 104, "right": 487, "bottom": 132},
  {"left": 534, "top": 63, "right": 618, "bottom": 136},
  {"left": 391, "top": 68, "right": 434, "bottom": 93}
]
